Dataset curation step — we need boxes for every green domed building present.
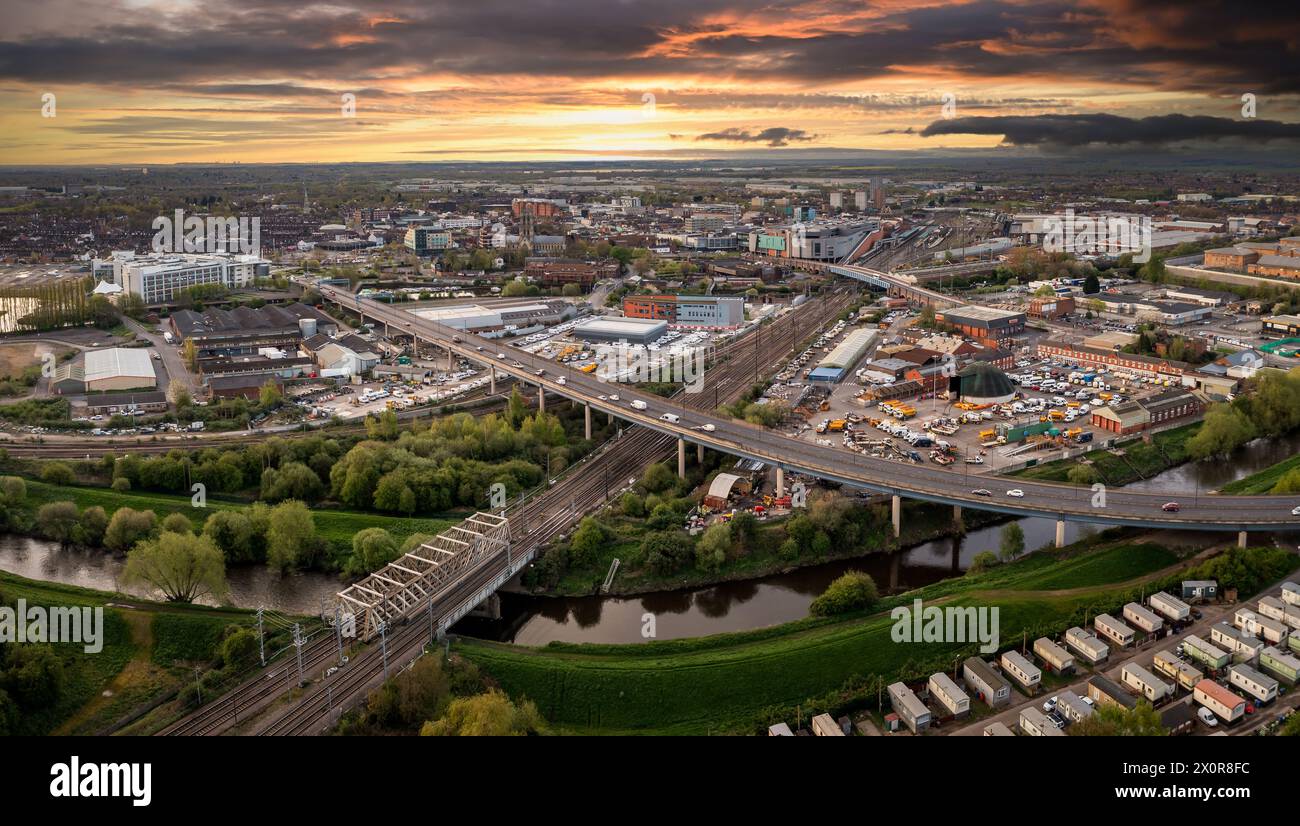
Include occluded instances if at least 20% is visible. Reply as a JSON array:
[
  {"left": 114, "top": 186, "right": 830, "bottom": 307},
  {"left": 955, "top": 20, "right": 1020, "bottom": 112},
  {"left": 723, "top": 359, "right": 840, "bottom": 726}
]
[{"left": 956, "top": 362, "right": 1016, "bottom": 405}]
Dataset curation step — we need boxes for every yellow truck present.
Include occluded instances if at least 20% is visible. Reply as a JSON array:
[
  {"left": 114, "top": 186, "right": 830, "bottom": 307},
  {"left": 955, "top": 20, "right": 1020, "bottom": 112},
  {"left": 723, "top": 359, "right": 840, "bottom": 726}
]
[
  {"left": 1049, "top": 410, "right": 1066, "bottom": 421},
  {"left": 828, "top": 419, "right": 847, "bottom": 432}
]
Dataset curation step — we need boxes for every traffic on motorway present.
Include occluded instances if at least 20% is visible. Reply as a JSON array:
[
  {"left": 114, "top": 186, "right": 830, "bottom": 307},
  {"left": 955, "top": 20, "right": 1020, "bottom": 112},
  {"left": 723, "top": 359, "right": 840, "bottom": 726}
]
[{"left": 314, "top": 282, "right": 1300, "bottom": 532}]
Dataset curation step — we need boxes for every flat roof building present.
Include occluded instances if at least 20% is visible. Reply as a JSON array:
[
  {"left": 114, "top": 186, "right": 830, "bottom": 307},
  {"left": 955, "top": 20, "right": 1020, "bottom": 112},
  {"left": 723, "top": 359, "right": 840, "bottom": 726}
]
[
  {"left": 79, "top": 348, "right": 157, "bottom": 392},
  {"left": 623, "top": 295, "right": 745, "bottom": 330},
  {"left": 572, "top": 317, "right": 667, "bottom": 346}
]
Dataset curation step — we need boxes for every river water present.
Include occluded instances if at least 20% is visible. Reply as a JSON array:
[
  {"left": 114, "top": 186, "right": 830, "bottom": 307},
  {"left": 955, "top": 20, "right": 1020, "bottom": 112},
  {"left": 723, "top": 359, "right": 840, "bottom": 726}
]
[{"left": 2, "top": 431, "right": 1298, "bottom": 638}]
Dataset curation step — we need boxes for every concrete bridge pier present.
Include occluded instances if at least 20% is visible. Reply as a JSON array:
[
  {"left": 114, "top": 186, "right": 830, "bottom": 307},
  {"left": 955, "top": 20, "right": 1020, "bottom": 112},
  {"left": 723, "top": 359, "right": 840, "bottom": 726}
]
[
  {"left": 776, "top": 467, "right": 785, "bottom": 497},
  {"left": 1238, "top": 530, "right": 1248, "bottom": 549},
  {"left": 1055, "top": 520, "right": 1066, "bottom": 548},
  {"left": 537, "top": 385, "right": 545, "bottom": 412},
  {"left": 697, "top": 443, "right": 704, "bottom": 465},
  {"left": 447, "top": 347, "right": 454, "bottom": 370},
  {"left": 677, "top": 438, "right": 686, "bottom": 479},
  {"left": 891, "top": 495, "right": 902, "bottom": 539},
  {"left": 953, "top": 505, "right": 963, "bottom": 528},
  {"left": 607, "top": 411, "right": 614, "bottom": 425},
  {"left": 584, "top": 404, "right": 592, "bottom": 440},
  {"left": 489, "top": 366, "right": 495, "bottom": 394}
]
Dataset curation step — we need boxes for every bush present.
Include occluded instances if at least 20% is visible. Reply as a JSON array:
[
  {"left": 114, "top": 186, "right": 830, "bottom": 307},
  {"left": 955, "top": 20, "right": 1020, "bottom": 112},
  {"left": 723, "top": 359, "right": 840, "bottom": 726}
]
[
  {"left": 695, "top": 523, "right": 731, "bottom": 571},
  {"left": 104, "top": 507, "right": 158, "bottom": 554},
  {"left": 808, "top": 570, "right": 880, "bottom": 617},
  {"left": 641, "top": 531, "right": 694, "bottom": 575},
  {"left": 161, "top": 512, "right": 193, "bottom": 534},
  {"left": 111, "top": 476, "right": 131, "bottom": 493},
  {"left": 40, "top": 462, "right": 76, "bottom": 486},
  {"left": 37, "top": 501, "right": 80, "bottom": 545},
  {"left": 78, "top": 505, "right": 108, "bottom": 547}
]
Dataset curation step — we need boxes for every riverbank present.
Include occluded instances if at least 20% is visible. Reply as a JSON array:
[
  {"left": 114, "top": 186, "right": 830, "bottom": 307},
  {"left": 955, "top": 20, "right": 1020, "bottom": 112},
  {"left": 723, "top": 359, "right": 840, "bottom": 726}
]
[
  {"left": 1008, "top": 422, "right": 1201, "bottom": 485},
  {"left": 0, "top": 568, "right": 274, "bottom": 735},
  {"left": 459, "top": 534, "right": 1288, "bottom": 735},
  {"left": 1221, "top": 453, "right": 1300, "bottom": 495},
  {"left": 22, "top": 479, "right": 460, "bottom": 564}
]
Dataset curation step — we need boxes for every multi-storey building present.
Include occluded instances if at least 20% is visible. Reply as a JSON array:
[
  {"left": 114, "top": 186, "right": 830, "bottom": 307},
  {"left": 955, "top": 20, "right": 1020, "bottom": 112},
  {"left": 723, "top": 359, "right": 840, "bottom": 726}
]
[{"left": 105, "top": 251, "right": 270, "bottom": 304}]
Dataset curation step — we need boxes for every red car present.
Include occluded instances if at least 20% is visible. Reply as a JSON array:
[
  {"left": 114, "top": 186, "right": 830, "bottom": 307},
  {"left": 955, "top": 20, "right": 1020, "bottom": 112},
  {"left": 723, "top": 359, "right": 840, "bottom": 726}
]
[{"left": 1161, "top": 502, "right": 1181, "bottom": 513}]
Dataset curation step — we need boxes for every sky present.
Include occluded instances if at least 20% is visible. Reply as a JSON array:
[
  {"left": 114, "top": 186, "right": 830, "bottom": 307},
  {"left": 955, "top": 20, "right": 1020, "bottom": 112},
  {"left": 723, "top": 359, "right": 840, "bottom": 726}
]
[{"left": 1, "top": 0, "right": 1298, "bottom": 164}]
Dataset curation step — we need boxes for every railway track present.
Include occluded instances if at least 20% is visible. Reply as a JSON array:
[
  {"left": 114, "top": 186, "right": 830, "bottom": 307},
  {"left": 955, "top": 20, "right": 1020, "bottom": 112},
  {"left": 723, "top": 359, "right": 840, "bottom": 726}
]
[{"left": 160, "top": 289, "right": 856, "bottom": 736}]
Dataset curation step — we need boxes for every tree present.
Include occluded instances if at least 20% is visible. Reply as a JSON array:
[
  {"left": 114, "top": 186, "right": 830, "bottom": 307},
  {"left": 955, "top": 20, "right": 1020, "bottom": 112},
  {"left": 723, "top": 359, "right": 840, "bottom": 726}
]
[
  {"left": 1187, "top": 404, "right": 1257, "bottom": 460},
  {"left": 258, "top": 379, "right": 283, "bottom": 409},
  {"left": 1067, "top": 465, "right": 1099, "bottom": 486},
  {"left": 809, "top": 570, "right": 879, "bottom": 617},
  {"left": 265, "top": 500, "right": 318, "bottom": 572},
  {"left": 367, "top": 656, "right": 452, "bottom": 729},
  {"left": 168, "top": 383, "right": 192, "bottom": 408},
  {"left": 568, "top": 518, "right": 608, "bottom": 568},
  {"left": 999, "top": 522, "right": 1025, "bottom": 562},
  {"left": 220, "top": 628, "right": 259, "bottom": 670},
  {"left": 640, "top": 463, "right": 677, "bottom": 494},
  {"left": 202, "top": 510, "right": 256, "bottom": 561},
  {"left": 347, "top": 527, "right": 399, "bottom": 576},
  {"left": 37, "top": 501, "right": 80, "bottom": 547},
  {"left": 0, "top": 476, "right": 26, "bottom": 503},
  {"left": 968, "top": 551, "right": 999, "bottom": 574},
  {"left": 1083, "top": 272, "right": 1101, "bottom": 294},
  {"left": 695, "top": 523, "right": 731, "bottom": 571},
  {"left": 419, "top": 689, "right": 545, "bottom": 736},
  {"left": 40, "top": 462, "right": 75, "bottom": 486},
  {"left": 1070, "top": 701, "right": 1165, "bottom": 736},
  {"left": 122, "top": 531, "right": 228, "bottom": 603},
  {"left": 261, "top": 461, "right": 324, "bottom": 503},
  {"left": 641, "top": 531, "right": 694, "bottom": 574},
  {"left": 104, "top": 507, "right": 158, "bottom": 554},
  {"left": 78, "top": 505, "right": 108, "bottom": 547},
  {"left": 161, "top": 512, "right": 193, "bottom": 534},
  {"left": 620, "top": 492, "right": 645, "bottom": 518},
  {"left": 182, "top": 338, "right": 198, "bottom": 370}
]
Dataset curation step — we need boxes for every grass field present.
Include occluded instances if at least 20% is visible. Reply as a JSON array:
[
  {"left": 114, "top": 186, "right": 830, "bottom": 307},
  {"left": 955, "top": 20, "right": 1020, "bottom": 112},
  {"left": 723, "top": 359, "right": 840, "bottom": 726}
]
[
  {"left": 0, "top": 341, "right": 72, "bottom": 379},
  {"left": 1010, "top": 423, "right": 1201, "bottom": 485},
  {"left": 455, "top": 540, "right": 1193, "bottom": 734},
  {"left": 1220, "top": 454, "right": 1300, "bottom": 495},
  {"left": 24, "top": 480, "right": 460, "bottom": 560}
]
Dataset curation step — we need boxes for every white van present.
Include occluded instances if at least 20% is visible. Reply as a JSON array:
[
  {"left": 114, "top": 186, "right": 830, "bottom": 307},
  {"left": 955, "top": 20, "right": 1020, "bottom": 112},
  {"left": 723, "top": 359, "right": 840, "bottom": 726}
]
[{"left": 660, "top": 413, "right": 680, "bottom": 424}]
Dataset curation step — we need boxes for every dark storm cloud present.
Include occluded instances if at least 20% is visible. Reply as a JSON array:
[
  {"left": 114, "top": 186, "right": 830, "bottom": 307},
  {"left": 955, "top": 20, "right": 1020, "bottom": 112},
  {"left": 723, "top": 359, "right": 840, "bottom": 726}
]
[
  {"left": 694, "top": 127, "right": 817, "bottom": 147},
  {"left": 0, "top": 0, "right": 1296, "bottom": 96},
  {"left": 920, "top": 114, "right": 1300, "bottom": 147}
]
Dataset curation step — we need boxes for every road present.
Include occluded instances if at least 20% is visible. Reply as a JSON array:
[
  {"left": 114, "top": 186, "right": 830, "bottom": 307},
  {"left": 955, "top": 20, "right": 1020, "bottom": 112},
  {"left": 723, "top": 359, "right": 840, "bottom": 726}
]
[{"left": 316, "top": 282, "right": 1300, "bottom": 533}]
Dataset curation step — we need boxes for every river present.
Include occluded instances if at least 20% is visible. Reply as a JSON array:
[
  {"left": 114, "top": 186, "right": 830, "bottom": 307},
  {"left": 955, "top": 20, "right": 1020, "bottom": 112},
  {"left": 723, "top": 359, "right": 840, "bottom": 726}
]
[{"left": 2, "top": 431, "right": 1298, "bottom": 638}]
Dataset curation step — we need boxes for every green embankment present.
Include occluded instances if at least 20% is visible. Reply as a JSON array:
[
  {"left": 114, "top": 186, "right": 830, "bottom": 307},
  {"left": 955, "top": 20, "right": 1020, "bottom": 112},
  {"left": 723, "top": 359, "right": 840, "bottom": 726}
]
[
  {"left": 456, "top": 541, "right": 1187, "bottom": 735},
  {"left": 24, "top": 480, "right": 458, "bottom": 556},
  {"left": 1220, "top": 454, "right": 1300, "bottom": 495},
  {"left": 1009, "top": 423, "right": 1200, "bottom": 485},
  {"left": 0, "top": 569, "right": 259, "bottom": 735}
]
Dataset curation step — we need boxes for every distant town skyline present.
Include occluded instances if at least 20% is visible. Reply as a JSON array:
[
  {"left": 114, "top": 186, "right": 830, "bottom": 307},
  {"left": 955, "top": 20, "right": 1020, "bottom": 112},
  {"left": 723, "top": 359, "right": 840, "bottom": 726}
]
[{"left": 2, "top": 0, "right": 1298, "bottom": 164}]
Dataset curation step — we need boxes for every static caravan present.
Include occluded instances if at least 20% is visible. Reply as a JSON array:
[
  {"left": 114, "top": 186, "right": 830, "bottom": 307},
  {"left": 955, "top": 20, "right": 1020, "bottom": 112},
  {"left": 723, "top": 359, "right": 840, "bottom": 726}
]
[
  {"left": 1153, "top": 649, "right": 1203, "bottom": 691},
  {"left": 1019, "top": 706, "right": 1065, "bottom": 737},
  {"left": 1257, "top": 595, "right": 1289, "bottom": 624},
  {"left": 1056, "top": 689, "right": 1094, "bottom": 723},
  {"left": 1260, "top": 646, "right": 1300, "bottom": 685},
  {"left": 888, "top": 682, "right": 931, "bottom": 734},
  {"left": 962, "top": 657, "right": 1012, "bottom": 708},
  {"left": 768, "top": 722, "right": 794, "bottom": 736},
  {"left": 983, "top": 721, "right": 1014, "bottom": 736},
  {"left": 1254, "top": 616, "right": 1290, "bottom": 646},
  {"left": 1034, "top": 637, "right": 1074, "bottom": 674},
  {"left": 1121, "top": 662, "right": 1173, "bottom": 703},
  {"left": 1094, "top": 613, "right": 1136, "bottom": 648},
  {"left": 1193, "top": 679, "right": 1245, "bottom": 724},
  {"left": 1227, "top": 664, "right": 1278, "bottom": 705},
  {"left": 1000, "top": 650, "right": 1042, "bottom": 692},
  {"left": 1290, "top": 633, "right": 1300, "bottom": 657},
  {"left": 1182, "top": 579, "right": 1218, "bottom": 602},
  {"left": 1088, "top": 675, "right": 1137, "bottom": 711},
  {"left": 1065, "top": 627, "right": 1110, "bottom": 664},
  {"left": 1149, "top": 591, "right": 1191, "bottom": 623},
  {"left": 1182, "top": 635, "right": 1230, "bottom": 671},
  {"left": 1210, "top": 621, "right": 1264, "bottom": 663},
  {"left": 811, "top": 713, "right": 845, "bottom": 736},
  {"left": 1123, "top": 602, "right": 1164, "bottom": 635},
  {"left": 927, "top": 672, "right": 970, "bottom": 718},
  {"left": 1282, "top": 581, "right": 1300, "bottom": 608}
]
